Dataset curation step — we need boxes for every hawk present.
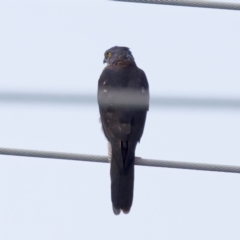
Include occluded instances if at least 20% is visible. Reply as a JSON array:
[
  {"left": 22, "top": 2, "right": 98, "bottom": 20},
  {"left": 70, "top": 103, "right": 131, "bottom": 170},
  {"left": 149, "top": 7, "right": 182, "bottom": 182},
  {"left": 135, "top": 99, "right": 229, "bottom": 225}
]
[{"left": 97, "top": 46, "right": 149, "bottom": 215}]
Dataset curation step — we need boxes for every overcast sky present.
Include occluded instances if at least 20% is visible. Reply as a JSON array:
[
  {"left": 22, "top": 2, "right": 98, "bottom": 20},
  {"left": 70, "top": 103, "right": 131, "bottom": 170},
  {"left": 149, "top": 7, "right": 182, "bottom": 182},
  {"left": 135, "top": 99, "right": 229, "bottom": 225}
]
[{"left": 1, "top": 0, "right": 240, "bottom": 239}]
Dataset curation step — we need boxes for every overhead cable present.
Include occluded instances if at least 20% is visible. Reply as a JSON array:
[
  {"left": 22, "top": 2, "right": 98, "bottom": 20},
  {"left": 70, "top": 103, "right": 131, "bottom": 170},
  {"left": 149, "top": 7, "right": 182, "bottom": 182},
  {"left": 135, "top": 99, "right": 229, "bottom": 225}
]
[
  {"left": 1, "top": 92, "right": 240, "bottom": 109},
  {"left": 112, "top": 0, "right": 240, "bottom": 11},
  {"left": 1, "top": 147, "right": 240, "bottom": 174}
]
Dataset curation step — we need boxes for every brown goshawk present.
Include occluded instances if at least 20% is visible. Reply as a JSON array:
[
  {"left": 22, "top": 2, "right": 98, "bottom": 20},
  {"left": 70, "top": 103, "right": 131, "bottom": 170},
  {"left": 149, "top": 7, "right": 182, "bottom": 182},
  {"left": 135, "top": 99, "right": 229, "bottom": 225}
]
[{"left": 97, "top": 46, "right": 149, "bottom": 215}]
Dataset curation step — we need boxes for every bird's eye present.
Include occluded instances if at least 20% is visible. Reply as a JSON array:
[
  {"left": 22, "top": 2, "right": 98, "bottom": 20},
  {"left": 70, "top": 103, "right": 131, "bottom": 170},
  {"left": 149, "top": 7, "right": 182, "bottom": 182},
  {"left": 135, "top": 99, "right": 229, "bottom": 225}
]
[{"left": 107, "top": 52, "right": 112, "bottom": 57}]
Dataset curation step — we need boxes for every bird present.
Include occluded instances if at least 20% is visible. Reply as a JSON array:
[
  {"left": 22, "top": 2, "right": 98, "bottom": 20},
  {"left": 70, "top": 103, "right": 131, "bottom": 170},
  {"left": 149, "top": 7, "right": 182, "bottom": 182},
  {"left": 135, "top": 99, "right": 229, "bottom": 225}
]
[{"left": 97, "top": 46, "right": 149, "bottom": 215}]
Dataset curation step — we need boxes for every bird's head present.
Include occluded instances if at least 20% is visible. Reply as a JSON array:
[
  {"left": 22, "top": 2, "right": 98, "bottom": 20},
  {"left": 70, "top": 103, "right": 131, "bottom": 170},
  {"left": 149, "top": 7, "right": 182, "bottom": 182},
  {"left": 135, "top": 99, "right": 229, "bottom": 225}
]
[{"left": 103, "top": 46, "right": 135, "bottom": 66}]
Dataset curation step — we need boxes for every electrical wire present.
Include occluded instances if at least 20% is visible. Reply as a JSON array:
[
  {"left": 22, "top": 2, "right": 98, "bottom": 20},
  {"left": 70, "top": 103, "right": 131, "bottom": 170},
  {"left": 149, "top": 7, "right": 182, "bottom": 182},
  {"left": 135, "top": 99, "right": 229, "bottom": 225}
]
[
  {"left": 1, "top": 147, "right": 240, "bottom": 174},
  {"left": 112, "top": 0, "right": 240, "bottom": 11},
  {"left": 1, "top": 92, "right": 240, "bottom": 109}
]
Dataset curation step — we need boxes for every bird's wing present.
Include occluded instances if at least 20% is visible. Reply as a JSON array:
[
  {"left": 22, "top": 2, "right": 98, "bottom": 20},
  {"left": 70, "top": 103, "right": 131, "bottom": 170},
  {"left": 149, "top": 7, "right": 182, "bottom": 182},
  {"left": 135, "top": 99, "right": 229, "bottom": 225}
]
[
  {"left": 98, "top": 67, "right": 130, "bottom": 142},
  {"left": 98, "top": 66, "right": 149, "bottom": 142}
]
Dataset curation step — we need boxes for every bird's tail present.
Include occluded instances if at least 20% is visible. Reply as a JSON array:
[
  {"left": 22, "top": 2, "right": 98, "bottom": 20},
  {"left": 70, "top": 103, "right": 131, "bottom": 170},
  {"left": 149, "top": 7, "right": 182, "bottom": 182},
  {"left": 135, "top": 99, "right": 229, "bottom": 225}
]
[{"left": 110, "top": 141, "right": 136, "bottom": 215}]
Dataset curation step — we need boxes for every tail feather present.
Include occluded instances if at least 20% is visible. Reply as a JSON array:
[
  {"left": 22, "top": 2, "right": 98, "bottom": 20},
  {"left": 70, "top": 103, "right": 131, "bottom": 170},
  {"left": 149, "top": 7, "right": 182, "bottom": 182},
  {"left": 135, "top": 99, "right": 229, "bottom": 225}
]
[{"left": 110, "top": 141, "right": 135, "bottom": 215}]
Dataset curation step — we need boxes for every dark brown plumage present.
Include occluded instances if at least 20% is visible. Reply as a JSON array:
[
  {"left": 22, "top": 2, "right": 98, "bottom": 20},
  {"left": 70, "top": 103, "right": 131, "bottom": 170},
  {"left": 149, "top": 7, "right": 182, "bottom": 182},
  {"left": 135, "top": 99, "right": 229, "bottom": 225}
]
[{"left": 97, "top": 46, "right": 149, "bottom": 215}]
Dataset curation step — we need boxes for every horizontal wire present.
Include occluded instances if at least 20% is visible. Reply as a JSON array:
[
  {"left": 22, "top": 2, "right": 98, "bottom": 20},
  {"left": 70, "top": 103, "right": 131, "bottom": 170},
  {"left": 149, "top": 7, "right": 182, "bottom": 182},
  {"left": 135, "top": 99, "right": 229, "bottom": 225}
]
[
  {"left": 112, "top": 0, "right": 240, "bottom": 11},
  {"left": 1, "top": 147, "right": 240, "bottom": 174},
  {"left": 1, "top": 92, "right": 240, "bottom": 109}
]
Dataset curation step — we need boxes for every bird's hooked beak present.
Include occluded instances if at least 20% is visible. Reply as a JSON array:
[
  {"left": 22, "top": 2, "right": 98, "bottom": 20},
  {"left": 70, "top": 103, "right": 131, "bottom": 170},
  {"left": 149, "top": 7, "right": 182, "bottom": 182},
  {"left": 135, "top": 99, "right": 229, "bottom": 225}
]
[{"left": 103, "top": 58, "right": 106, "bottom": 64}]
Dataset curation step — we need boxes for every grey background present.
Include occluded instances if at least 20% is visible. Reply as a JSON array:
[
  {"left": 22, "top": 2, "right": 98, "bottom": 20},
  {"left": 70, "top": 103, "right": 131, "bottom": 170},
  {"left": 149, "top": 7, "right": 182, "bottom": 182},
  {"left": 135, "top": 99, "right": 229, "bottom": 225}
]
[{"left": 0, "top": 0, "right": 240, "bottom": 239}]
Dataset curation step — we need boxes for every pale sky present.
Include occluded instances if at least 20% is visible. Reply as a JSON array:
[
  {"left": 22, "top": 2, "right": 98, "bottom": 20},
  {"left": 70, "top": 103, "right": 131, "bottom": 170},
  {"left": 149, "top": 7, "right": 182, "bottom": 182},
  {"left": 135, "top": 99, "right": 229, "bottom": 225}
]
[{"left": 1, "top": 0, "right": 240, "bottom": 239}]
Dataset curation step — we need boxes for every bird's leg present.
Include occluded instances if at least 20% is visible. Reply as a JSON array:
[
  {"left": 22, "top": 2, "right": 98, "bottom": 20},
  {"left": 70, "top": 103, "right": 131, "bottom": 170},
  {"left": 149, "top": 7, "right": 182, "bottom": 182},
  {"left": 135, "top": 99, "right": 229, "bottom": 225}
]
[{"left": 108, "top": 142, "right": 112, "bottom": 162}]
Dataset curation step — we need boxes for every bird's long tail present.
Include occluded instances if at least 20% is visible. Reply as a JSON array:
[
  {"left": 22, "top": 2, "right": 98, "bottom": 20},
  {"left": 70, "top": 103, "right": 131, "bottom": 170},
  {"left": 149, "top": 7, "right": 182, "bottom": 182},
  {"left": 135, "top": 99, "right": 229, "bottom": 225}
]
[{"left": 110, "top": 141, "right": 136, "bottom": 215}]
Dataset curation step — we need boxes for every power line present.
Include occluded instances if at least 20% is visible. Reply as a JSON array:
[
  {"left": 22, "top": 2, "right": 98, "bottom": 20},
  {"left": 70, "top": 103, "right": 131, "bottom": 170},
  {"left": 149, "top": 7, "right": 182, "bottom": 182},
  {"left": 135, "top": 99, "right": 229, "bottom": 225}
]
[
  {"left": 1, "top": 92, "right": 240, "bottom": 109},
  {"left": 1, "top": 147, "right": 240, "bottom": 174},
  {"left": 112, "top": 0, "right": 240, "bottom": 11}
]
